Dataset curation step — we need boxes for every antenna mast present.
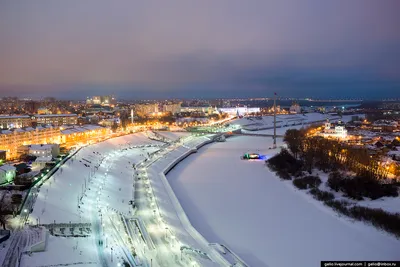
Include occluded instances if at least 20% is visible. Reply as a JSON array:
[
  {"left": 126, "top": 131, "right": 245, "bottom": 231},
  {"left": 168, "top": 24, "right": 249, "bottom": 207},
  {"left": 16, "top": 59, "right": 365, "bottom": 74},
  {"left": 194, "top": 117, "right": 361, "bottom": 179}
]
[{"left": 273, "top": 92, "right": 277, "bottom": 149}]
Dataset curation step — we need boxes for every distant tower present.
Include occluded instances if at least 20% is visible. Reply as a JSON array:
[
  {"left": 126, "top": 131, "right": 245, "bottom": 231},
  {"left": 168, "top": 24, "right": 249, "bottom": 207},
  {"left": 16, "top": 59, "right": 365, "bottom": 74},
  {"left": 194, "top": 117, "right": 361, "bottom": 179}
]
[
  {"left": 273, "top": 92, "right": 277, "bottom": 149},
  {"left": 131, "top": 109, "right": 134, "bottom": 124}
]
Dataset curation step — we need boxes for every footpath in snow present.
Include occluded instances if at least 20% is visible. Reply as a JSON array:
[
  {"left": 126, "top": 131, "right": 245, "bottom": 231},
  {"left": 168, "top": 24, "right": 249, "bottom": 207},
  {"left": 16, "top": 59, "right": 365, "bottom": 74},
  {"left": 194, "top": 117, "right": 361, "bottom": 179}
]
[
  {"left": 29, "top": 132, "right": 162, "bottom": 225},
  {"left": 20, "top": 133, "right": 163, "bottom": 267}
]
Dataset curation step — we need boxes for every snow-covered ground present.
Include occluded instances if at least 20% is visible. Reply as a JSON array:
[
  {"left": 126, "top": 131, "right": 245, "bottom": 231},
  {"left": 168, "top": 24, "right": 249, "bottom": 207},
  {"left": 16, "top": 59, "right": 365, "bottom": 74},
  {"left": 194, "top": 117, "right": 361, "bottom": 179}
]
[
  {"left": 28, "top": 132, "right": 162, "bottom": 225},
  {"left": 242, "top": 124, "right": 304, "bottom": 136},
  {"left": 141, "top": 134, "right": 225, "bottom": 266},
  {"left": 232, "top": 113, "right": 363, "bottom": 132},
  {"left": 167, "top": 136, "right": 400, "bottom": 267},
  {"left": 14, "top": 133, "right": 162, "bottom": 266},
  {"left": 12, "top": 132, "right": 166, "bottom": 267},
  {"left": 154, "top": 131, "right": 191, "bottom": 141},
  {"left": 20, "top": 235, "right": 99, "bottom": 267},
  {"left": 16, "top": 132, "right": 226, "bottom": 267},
  {"left": 316, "top": 171, "right": 400, "bottom": 214}
]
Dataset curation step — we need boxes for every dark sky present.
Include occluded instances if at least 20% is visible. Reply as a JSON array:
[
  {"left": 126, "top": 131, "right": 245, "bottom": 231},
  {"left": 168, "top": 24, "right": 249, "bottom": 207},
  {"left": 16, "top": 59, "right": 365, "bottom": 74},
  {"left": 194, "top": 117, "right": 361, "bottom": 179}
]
[{"left": 1, "top": 0, "right": 399, "bottom": 99}]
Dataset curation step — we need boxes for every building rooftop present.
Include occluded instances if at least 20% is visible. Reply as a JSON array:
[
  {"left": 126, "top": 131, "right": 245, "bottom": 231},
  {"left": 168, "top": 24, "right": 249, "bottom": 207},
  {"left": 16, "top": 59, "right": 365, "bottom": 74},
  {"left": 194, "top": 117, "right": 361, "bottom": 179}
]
[
  {"left": 36, "top": 114, "right": 77, "bottom": 118},
  {"left": 61, "top": 124, "right": 103, "bottom": 135},
  {"left": 0, "top": 125, "right": 58, "bottom": 135},
  {"left": 0, "top": 164, "right": 16, "bottom": 172},
  {"left": 27, "top": 144, "right": 55, "bottom": 150},
  {"left": 0, "top": 115, "right": 30, "bottom": 119},
  {"left": 34, "top": 157, "right": 52, "bottom": 163}
]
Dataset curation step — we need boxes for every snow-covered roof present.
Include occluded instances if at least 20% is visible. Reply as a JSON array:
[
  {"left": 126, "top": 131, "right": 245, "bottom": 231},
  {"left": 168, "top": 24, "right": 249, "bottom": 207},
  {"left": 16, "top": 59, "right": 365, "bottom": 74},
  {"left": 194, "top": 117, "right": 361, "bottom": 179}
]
[
  {"left": 28, "top": 144, "right": 54, "bottom": 150},
  {"left": 36, "top": 114, "right": 77, "bottom": 118},
  {"left": 81, "top": 124, "right": 102, "bottom": 130},
  {"left": 34, "top": 157, "right": 52, "bottom": 163},
  {"left": 0, "top": 164, "right": 16, "bottom": 172},
  {"left": 0, "top": 130, "right": 12, "bottom": 135},
  {"left": 0, "top": 115, "right": 30, "bottom": 119},
  {"left": 61, "top": 124, "right": 104, "bottom": 135},
  {"left": 60, "top": 129, "right": 77, "bottom": 135},
  {"left": 388, "top": 150, "right": 400, "bottom": 156}
]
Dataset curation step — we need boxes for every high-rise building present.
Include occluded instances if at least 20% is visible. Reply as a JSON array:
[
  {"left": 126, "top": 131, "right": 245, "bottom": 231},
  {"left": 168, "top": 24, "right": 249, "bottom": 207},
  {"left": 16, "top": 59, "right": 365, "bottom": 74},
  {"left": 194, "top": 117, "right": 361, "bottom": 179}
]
[
  {"left": 134, "top": 103, "right": 159, "bottom": 116},
  {"left": 163, "top": 102, "right": 182, "bottom": 115},
  {"left": 86, "top": 95, "right": 116, "bottom": 107}
]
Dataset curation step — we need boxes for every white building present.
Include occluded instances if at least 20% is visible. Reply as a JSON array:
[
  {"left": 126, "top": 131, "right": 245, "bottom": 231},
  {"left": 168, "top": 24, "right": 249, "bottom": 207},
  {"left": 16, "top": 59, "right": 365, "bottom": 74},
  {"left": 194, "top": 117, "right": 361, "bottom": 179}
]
[
  {"left": 218, "top": 107, "right": 260, "bottom": 116},
  {"left": 179, "top": 106, "right": 217, "bottom": 115},
  {"left": 322, "top": 119, "right": 347, "bottom": 139},
  {"left": 32, "top": 157, "right": 52, "bottom": 169},
  {"left": 135, "top": 103, "right": 159, "bottom": 116},
  {"left": 0, "top": 164, "right": 16, "bottom": 184},
  {"left": 27, "top": 144, "right": 60, "bottom": 158},
  {"left": 163, "top": 103, "right": 182, "bottom": 115},
  {"left": 289, "top": 103, "right": 301, "bottom": 114}
]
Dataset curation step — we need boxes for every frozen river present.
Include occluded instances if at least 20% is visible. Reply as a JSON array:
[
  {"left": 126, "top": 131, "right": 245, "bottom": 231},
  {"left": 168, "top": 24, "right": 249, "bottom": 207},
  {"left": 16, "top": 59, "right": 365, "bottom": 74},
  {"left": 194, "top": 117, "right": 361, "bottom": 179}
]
[{"left": 167, "top": 136, "right": 400, "bottom": 267}]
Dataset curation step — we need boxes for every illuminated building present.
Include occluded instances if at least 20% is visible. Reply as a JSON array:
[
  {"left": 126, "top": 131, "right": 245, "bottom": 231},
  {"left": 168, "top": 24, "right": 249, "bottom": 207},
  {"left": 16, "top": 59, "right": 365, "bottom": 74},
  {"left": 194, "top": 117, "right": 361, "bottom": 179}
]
[
  {"left": 60, "top": 125, "right": 110, "bottom": 147},
  {"left": 322, "top": 119, "right": 348, "bottom": 139},
  {"left": 0, "top": 114, "right": 78, "bottom": 129},
  {"left": 24, "top": 144, "right": 60, "bottom": 158},
  {"left": 86, "top": 95, "right": 116, "bottom": 107},
  {"left": 135, "top": 103, "right": 159, "bottom": 116},
  {"left": 0, "top": 164, "right": 16, "bottom": 184},
  {"left": 289, "top": 102, "right": 301, "bottom": 114},
  {"left": 163, "top": 102, "right": 182, "bottom": 115},
  {"left": 34, "top": 114, "right": 78, "bottom": 126},
  {"left": 218, "top": 107, "right": 260, "bottom": 116},
  {"left": 0, "top": 125, "right": 60, "bottom": 160},
  {"left": 99, "top": 118, "right": 119, "bottom": 127},
  {"left": 37, "top": 107, "right": 51, "bottom": 115},
  {"left": 0, "top": 115, "right": 32, "bottom": 129}
]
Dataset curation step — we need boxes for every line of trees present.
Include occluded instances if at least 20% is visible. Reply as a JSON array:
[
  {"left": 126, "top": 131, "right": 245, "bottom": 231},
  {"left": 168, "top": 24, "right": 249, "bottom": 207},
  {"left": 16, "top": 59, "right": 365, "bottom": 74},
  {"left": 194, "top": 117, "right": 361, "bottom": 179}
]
[{"left": 283, "top": 129, "right": 390, "bottom": 180}]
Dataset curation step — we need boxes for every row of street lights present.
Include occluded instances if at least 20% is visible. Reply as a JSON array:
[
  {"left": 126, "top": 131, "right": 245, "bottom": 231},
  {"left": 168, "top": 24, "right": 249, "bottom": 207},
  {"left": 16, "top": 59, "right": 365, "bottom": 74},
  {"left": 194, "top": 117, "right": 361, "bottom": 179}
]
[{"left": 140, "top": 145, "right": 199, "bottom": 267}]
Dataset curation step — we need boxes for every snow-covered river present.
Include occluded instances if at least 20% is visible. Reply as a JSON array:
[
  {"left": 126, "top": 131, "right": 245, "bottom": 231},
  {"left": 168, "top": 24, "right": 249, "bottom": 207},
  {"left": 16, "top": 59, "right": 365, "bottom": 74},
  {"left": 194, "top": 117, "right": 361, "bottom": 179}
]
[{"left": 167, "top": 136, "right": 400, "bottom": 267}]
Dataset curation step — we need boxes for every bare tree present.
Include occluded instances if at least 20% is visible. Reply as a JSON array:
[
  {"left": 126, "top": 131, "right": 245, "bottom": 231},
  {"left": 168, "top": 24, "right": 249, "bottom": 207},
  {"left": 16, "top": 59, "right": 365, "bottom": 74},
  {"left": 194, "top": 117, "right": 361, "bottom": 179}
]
[{"left": 0, "top": 194, "right": 12, "bottom": 230}]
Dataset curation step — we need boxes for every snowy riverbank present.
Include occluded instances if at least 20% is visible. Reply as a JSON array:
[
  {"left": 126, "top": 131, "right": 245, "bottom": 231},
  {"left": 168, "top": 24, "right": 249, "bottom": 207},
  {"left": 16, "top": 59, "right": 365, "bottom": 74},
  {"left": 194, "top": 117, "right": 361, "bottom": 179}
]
[{"left": 167, "top": 135, "right": 400, "bottom": 267}]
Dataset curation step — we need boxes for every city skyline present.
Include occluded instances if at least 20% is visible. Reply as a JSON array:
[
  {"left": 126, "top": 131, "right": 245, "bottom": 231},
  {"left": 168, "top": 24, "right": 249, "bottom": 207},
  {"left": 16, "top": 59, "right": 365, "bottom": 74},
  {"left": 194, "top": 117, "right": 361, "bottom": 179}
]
[{"left": 1, "top": 0, "right": 400, "bottom": 99}]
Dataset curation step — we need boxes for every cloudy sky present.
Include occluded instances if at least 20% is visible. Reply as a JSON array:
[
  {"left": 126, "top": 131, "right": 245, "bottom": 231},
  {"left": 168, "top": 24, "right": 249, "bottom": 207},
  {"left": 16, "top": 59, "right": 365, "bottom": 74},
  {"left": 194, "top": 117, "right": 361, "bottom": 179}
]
[{"left": 0, "top": 0, "right": 399, "bottom": 99}]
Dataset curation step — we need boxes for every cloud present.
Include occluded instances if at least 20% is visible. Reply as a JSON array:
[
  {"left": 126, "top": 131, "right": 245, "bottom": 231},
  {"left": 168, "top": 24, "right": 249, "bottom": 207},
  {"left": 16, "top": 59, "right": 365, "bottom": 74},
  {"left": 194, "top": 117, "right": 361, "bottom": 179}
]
[{"left": 0, "top": 0, "right": 399, "bottom": 98}]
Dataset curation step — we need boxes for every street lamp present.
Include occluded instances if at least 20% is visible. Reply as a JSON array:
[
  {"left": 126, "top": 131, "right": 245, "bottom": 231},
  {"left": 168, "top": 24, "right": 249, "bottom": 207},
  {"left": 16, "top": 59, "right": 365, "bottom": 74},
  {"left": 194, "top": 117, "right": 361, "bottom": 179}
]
[{"left": 171, "top": 235, "right": 176, "bottom": 247}]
